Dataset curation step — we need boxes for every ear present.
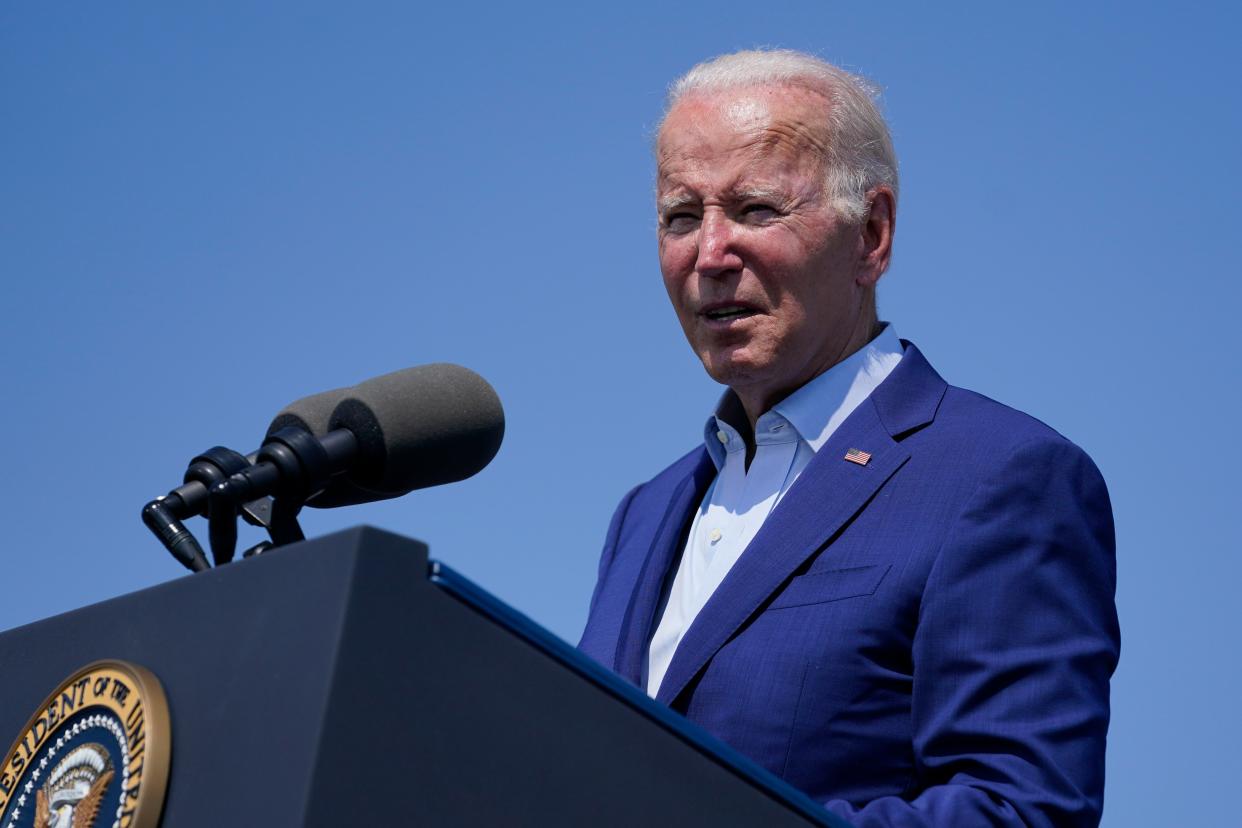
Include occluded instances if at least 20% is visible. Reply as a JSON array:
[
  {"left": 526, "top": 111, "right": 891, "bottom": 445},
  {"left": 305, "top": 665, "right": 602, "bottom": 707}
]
[{"left": 857, "top": 186, "right": 896, "bottom": 286}]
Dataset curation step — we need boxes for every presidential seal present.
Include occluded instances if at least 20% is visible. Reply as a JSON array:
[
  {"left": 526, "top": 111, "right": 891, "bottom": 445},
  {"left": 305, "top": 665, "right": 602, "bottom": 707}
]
[{"left": 0, "top": 662, "right": 169, "bottom": 828}]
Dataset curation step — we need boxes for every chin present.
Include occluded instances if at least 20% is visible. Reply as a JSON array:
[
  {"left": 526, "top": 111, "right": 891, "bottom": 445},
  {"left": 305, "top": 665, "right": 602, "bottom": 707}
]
[{"left": 699, "top": 350, "right": 771, "bottom": 389}]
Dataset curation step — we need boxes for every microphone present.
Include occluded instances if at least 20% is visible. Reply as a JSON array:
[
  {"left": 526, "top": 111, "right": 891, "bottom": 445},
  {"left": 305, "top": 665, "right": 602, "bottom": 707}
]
[
  {"left": 267, "top": 363, "right": 505, "bottom": 506},
  {"left": 264, "top": 384, "right": 385, "bottom": 508},
  {"left": 144, "top": 363, "right": 505, "bottom": 570}
]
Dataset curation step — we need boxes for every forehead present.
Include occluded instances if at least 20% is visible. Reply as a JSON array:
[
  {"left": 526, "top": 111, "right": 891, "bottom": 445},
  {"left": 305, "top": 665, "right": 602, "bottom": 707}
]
[{"left": 656, "top": 85, "right": 830, "bottom": 194}]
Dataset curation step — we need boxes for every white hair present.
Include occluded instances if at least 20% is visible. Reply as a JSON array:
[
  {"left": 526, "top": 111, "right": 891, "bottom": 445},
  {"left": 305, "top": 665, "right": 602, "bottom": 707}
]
[{"left": 664, "top": 49, "right": 898, "bottom": 222}]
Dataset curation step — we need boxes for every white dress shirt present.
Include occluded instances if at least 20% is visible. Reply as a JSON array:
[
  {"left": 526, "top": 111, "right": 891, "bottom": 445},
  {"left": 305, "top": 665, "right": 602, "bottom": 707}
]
[{"left": 645, "top": 325, "right": 905, "bottom": 697}]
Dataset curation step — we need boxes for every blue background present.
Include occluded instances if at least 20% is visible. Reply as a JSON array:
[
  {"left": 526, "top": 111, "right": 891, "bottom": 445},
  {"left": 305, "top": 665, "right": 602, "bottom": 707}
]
[{"left": 2, "top": 3, "right": 1237, "bottom": 824}]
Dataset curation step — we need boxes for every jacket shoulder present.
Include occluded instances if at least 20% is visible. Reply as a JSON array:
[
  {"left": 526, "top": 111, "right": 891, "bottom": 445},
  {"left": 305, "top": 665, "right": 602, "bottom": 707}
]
[{"left": 935, "top": 384, "right": 1099, "bottom": 462}]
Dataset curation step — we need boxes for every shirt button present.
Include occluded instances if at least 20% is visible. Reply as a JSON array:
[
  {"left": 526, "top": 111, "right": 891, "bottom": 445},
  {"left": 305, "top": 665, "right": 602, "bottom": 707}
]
[
  {"left": 716, "top": 430, "right": 728, "bottom": 444},
  {"left": 770, "top": 422, "right": 785, "bottom": 432},
  {"left": 709, "top": 528, "right": 722, "bottom": 543}
]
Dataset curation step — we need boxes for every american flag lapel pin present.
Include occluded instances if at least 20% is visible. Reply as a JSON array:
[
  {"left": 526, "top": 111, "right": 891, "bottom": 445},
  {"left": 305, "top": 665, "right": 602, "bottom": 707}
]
[{"left": 844, "top": 448, "right": 872, "bottom": 466}]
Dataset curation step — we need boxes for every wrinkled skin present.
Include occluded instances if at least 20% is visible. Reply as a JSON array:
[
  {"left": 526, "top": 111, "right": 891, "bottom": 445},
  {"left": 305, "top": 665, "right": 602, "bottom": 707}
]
[{"left": 656, "top": 84, "right": 896, "bottom": 426}]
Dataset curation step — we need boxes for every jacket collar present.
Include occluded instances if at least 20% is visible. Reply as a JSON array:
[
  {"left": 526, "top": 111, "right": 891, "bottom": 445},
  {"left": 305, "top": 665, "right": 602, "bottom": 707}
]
[
  {"left": 871, "top": 341, "right": 948, "bottom": 440},
  {"left": 619, "top": 341, "right": 947, "bottom": 701}
]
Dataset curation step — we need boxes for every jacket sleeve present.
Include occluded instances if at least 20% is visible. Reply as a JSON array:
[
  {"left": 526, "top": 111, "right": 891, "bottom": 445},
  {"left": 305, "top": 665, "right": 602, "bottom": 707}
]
[{"left": 825, "top": 437, "right": 1120, "bottom": 828}]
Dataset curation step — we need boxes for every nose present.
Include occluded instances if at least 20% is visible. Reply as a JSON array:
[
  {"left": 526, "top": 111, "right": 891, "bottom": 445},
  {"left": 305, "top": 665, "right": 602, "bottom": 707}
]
[{"left": 694, "top": 209, "right": 743, "bottom": 279}]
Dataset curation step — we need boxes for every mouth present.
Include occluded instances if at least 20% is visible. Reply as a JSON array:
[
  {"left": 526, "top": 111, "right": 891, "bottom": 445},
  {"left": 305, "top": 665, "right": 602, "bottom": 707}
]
[{"left": 700, "top": 303, "right": 760, "bottom": 323}]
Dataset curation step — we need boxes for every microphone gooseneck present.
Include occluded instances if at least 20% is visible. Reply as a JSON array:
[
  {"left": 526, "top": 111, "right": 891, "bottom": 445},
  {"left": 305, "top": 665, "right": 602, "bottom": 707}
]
[{"left": 142, "top": 363, "right": 505, "bottom": 571}]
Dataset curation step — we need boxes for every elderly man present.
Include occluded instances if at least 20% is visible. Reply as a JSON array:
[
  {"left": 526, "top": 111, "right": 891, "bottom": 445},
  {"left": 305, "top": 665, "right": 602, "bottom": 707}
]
[{"left": 578, "top": 50, "right": 1118, "bottom": 827}]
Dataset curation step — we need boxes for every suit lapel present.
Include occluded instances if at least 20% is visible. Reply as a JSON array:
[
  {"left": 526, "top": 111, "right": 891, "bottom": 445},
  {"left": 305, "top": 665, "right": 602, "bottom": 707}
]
[
  {"left": 613, "top": 449, "right": 715, "bottom": 685},
  {"left": 655, "top": 342, "right": 947, "bottom": 705},
  {"left": 655, "top": 402, "right": 907, "bottom": 704}
]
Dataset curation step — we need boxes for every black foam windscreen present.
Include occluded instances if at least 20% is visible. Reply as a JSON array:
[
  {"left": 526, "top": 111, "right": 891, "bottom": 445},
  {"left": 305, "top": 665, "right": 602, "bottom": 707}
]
[
  {"left": 327, "top": 363, "right": 505, "bottom": 499},
  {"left": 268, "top": 386, "right": 347, "bottom": 435},
  {"left": 266, "top": 386, "right": 398, "bottom": 508}
]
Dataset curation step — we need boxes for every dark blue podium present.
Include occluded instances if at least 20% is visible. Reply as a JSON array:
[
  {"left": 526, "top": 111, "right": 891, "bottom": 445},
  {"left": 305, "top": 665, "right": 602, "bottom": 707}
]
[{"left": 0, "top": 527, "right": 848, "bottom": 826}]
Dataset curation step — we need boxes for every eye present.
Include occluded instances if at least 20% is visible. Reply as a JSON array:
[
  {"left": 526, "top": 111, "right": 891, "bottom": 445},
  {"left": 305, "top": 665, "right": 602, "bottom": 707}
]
[
  {"left": 663, "top": 212, "right": 700, "bottom": 234},
  {"left": 740, "top": 203, "right": 779, "bottom": 223}
]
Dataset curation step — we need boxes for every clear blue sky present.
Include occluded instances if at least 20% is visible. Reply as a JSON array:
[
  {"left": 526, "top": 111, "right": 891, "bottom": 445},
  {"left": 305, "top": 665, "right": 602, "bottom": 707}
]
[{"left": 2, "top": 3, "right": 1238, "bottom": 824}]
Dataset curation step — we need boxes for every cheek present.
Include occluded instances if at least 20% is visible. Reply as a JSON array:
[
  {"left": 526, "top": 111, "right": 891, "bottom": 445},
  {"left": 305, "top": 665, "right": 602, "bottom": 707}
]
[
  {"left": 658, "top": 234, "right": 697, "bottom": 274},
  {"left": 663, "top": 276, "right": 698, "bottom": 327},
  {"left": 659, "top": 244, "right": 697, "bottom": 304}
]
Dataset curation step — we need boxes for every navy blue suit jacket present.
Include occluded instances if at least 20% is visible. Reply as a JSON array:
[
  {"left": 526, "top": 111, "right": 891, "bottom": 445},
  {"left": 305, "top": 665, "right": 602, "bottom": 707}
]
[{"left": 579, "top": 344, "right": 1119, "bottom": 827}]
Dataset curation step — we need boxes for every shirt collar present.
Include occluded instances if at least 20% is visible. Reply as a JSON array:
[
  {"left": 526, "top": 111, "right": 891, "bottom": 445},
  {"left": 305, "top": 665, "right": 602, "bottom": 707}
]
[{"left": 702, "top": 324, "right": 905, "bottom": 468}]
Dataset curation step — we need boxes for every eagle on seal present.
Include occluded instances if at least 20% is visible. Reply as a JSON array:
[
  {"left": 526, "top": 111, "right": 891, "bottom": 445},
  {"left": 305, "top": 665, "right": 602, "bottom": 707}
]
[{"left": 34, "top": 743, "right": 114, "bottom": 828}]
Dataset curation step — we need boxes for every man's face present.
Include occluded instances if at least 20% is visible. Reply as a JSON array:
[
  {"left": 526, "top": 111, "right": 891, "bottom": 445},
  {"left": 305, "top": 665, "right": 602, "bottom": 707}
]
[{"left": 656, "top": 86, "right": 880, "bottom": 415}]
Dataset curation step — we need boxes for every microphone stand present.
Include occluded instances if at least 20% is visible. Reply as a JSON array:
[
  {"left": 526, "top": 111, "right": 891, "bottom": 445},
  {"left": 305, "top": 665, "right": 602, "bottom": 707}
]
[{"left": 142, "top": 428, "right": 357, "bottom": 572}]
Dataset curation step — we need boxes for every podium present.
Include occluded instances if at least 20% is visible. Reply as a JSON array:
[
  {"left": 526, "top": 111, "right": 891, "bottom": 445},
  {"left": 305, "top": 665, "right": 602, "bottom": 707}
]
[{"left": 0, "top": 527, "right": 848, "bottom": 826}]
